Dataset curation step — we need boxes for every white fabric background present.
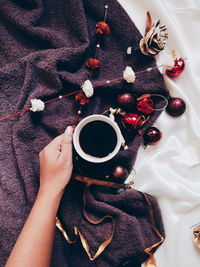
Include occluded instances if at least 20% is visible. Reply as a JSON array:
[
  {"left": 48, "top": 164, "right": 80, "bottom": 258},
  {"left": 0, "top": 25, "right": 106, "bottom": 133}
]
[{"left": 117, "top": 0, "right": 200, "bottom": 266}]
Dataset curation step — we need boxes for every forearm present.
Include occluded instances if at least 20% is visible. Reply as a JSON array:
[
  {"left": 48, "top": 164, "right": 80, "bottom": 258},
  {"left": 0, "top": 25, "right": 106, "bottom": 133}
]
[{"left": 6, "top": 189, "right": 63, "bottom": 267}]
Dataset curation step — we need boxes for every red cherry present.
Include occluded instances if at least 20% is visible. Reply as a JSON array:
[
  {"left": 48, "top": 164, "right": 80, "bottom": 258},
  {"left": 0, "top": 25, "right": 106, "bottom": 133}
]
[
  {"left": 112, "top": 166, "right": 128, "bottom": 181},
  {"left": 166, "top": 97, "right": 186, "bottom": 117},
  {"left": 143, "top": 127, "right": 162, "bottom": 145},
  {"left": 117, "top": 93, "right": 136, "bottom": 111},
  {"left": 137, "top": 98, "right": 154, "bottom": 114},
  {"left": 86, "top": 58, "right": 101, "bottom": 69},
  {"left": 96, "top": 21, "right": 110, "bottom": 35},
  {"left": 166, "top": 58, "right": 185, "bottom": 78},
  {"left": 123, "top": 113, "right": 145, "bottom": 130}
]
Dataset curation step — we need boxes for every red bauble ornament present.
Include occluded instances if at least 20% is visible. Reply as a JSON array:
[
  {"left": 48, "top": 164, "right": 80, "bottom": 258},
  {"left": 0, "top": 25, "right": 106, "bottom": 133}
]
[
  {"left": 96, "top": 21, "right": 110, "bottom": 35},
  {"left": 137, "top": 97, "right": 154, "bottom": 114},
  {"left": 123, "top": 113, "right": 145, "bottom": 130},
  {"left": 117, "top": 93, "right": 136, "bottom": 111},
  {"left": 143, "top": 127, "right": 162, "bottom": 145},
  {"left": 112, "top": 166, "right": 128, "bottom": 181},
  {"left": 166, "top": 58, "right": 185, "bottom": 78},
  {"left": 86, "top": 58, "right": 101, "bottom": 69},
  {"left": 75, "top": 91, "right": 90, "bottom": 105},
  {"left": 166, "top": 97, "right": 186, "bottom": 117}
]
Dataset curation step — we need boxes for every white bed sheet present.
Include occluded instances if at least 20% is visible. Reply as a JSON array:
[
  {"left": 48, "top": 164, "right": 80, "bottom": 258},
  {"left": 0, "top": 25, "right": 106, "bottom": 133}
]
[{"left": 117, "top": 0, "right": 200, "bottom": 266}]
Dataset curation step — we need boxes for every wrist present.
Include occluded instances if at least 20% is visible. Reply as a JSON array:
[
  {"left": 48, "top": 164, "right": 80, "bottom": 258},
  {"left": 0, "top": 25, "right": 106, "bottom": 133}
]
[{"left": 38, "top": 185, "right": 64, "bottom": 204}]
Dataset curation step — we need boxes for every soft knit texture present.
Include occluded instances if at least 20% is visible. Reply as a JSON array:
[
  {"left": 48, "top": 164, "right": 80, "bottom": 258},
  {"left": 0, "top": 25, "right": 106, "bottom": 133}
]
[{"left": 0, "top": 0, "right": 168, "bottom": 266}]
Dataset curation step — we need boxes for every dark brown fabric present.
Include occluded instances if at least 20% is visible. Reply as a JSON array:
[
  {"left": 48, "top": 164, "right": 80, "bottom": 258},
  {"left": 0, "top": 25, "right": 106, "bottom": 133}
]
[{"left": 0, "top": 0, "right": 168, "bottom": 266}]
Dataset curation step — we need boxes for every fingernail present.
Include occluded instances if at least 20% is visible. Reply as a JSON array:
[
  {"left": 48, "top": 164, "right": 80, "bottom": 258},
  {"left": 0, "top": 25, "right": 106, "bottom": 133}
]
[{"left": 65, "top": 126, "right": 73, "bottom": 136}]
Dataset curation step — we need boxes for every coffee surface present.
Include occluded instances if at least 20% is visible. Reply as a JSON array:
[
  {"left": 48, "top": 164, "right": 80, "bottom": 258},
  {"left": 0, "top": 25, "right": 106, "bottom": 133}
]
[{"left": 79, "top": 121, "right": 117, "bottom": 158}]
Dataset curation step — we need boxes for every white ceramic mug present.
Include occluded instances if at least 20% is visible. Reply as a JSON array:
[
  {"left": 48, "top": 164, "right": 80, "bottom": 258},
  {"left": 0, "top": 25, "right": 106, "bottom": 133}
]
[{"left": 73, "top": 114, "right": 122, "bottom": 163}]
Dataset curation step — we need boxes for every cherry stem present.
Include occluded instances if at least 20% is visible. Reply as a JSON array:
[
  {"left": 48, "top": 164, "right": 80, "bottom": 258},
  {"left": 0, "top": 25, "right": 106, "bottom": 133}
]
[{"left": 104, "top": 5, "right": 108, "bottom": 22}]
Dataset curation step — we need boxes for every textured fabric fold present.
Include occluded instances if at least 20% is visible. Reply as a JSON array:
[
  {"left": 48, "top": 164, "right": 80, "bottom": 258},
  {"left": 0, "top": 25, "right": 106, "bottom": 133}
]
[{"left": 0, "top": 0, "right": 168, "bottom": 266}]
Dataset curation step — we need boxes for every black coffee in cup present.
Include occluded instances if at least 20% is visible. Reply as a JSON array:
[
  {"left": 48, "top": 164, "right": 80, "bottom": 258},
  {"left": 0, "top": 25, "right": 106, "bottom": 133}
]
[{"left": 79, "top": 120, "right": 117, "bottom": 158}]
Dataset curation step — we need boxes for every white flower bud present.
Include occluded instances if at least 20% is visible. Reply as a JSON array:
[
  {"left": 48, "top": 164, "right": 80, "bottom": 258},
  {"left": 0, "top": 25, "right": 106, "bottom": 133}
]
[
  {"left": 81, "top": 80, "right": 94, "bottom": 98},
  {"left": 123, "top": 66, "right": 136, "bottom": 83},
  {"left": 30, "top": 98, "right": 45, "bottom": 112}
]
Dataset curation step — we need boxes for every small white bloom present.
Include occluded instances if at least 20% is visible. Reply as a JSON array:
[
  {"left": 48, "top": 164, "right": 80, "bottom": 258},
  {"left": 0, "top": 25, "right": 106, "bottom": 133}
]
[
  {"left": 109, "top": 108, "right": 116, "bottom": 121},
  {"left": 81, "top": 80, "right": 94, "bottom": 98},
  {"left": 30, "top": 98, "right": 45, "bottom": 112},
  {"left": 123, "top": 66, "right": 136, "bottom": 83},
  {"left": 127, "top": 46, "right": 132, "bottom": 55},
  {"left": 163, "top": 54, "right": 175, "bottom": 70},
  {"left": 109, "top": 114, "right": 115, "bottom": 121}
]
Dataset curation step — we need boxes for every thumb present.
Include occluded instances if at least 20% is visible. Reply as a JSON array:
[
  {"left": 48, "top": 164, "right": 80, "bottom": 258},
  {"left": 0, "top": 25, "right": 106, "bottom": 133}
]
[{"left": 59, "top": 126, "right": 74, "bottom": 161}]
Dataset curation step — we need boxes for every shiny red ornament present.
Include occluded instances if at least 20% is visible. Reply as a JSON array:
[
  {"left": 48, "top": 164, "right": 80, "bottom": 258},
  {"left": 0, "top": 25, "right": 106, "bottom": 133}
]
[
  {"left": 117, "top": 93, "right": 136, "bottom": 111},
  {"left": 143, "top": 127, "right": 162, "bottom": 146},
  {"left": 137, "top": 97, "right": 154, "bottom": 114},
  {"left": 86, "top": 58, "right": 101, "bottom": 69},
  {"left": 166, "top": 58, "right": 185, "bottom": 78},
  {"left": 166, "top": 97, "right": 186, "bottom": 117},
  {"left": 96, "top": 21, "right": 110, "bottom": 35},
  {"left": 112, "top": 166, "right": 128, "bottom": 181},
  {"left": 75, "top": 91, "right": 90, "bottom": 105},
  {"left": 123, "top": 113, "right": 145, "bottom": 130}
]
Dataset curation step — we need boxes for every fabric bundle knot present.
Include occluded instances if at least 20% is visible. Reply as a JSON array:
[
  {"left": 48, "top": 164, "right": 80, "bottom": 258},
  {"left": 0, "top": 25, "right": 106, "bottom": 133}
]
[{"left": 140, "top": 11, "right": 168, "bottom": 56}]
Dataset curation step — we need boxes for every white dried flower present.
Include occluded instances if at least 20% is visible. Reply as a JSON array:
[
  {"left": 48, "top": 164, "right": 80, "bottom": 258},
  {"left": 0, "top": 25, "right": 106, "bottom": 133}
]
[
  {"left": 163, "top": 54, "right": 175, "bottom": 70},
  {"left": 109, "top": 108, "right": 116, "bottom": 121},
  {"left": 123, "top": 66, "right": 136, "bottom": 83},
  {"left": 127, "top": 46, "right": 132, "bottom": 55},
  {"left": 30, "top": 98, "right": 45, "bottom": 112},
  {"left": 81, "top": 80, "right": 94, "bottom": 98},
  {"left": 140, "top": 12, "right": 168, "bottom": 56},
  {"left": 109, "top": 113, "right": 115, "bottom": 121}
]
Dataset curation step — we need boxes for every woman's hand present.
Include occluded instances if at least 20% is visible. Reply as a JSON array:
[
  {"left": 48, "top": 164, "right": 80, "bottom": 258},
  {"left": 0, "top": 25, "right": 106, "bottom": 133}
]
[
  {"left": 5, "top": 126, "right": 75, "bottom": 267},
  {"left": 39, "top": 126, "right": 74, "bottom": 197}
]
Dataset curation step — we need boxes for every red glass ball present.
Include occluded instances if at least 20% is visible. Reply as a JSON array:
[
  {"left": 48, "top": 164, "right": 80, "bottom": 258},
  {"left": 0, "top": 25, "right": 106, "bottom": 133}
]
[
  {"left": 123, "top": 113, "right": 145, "bottom": 130},
  {"left": 86, "top": 58, "right": 101, "bottom": 69},
  {"left": 112, "top": 166, "right": 128, "bottom": 181},
  {"left": 96, "top": 21, "right": 110, "bottom": 35},
  {"left": 143, "top": 127, "right": 162, "bottom": 145},
  {"left": 166, "top": 97, "right": 186, "bottom": 117},
  {"left": 117, "top": 93, "right": 135, "bottom": 111},
  {"left": 166, "top": 58, "right": 185, "bottom": 78},
  {"left": 137, "top": 98, "right": 154, "bottom": 114}
]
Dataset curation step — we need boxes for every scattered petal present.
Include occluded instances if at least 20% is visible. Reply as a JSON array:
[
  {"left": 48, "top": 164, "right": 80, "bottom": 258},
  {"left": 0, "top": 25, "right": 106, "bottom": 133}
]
[
  {"left": 127, "top": 46, "right": 132, "bottom": 55},
  {"left": 81, "top": 80, "right": 94, "bottom": 98},
  {"left": 30, "top": 98, "right": 45, "bottom": 112},
  {"left": 123, "top": 66, "right": 136, "bottom": 83}
]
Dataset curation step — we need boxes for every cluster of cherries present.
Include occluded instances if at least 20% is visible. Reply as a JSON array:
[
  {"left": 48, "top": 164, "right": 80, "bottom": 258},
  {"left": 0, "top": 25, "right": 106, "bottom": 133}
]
[
  {"left": 117, "top": 91, "right": 186, "bottom": 145},
  {"left": 111, "top": 59, "right": 186, "bottom": 181}
]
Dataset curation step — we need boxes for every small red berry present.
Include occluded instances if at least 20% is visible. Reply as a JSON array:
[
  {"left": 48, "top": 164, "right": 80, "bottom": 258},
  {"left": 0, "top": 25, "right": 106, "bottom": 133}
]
[
  {"left": 86, "top": 58, "right": 101, "bottom": 69},
  {"left": 96, "top": 21, "right": 110, "bottom": 35}
]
